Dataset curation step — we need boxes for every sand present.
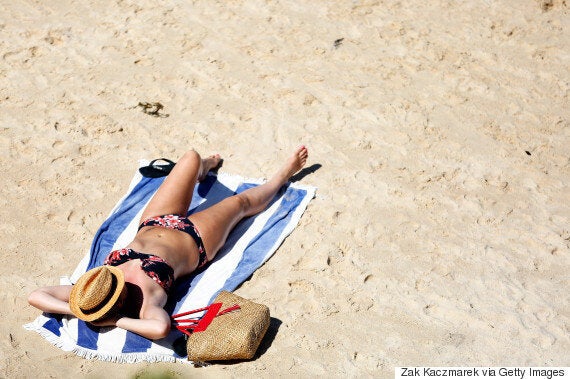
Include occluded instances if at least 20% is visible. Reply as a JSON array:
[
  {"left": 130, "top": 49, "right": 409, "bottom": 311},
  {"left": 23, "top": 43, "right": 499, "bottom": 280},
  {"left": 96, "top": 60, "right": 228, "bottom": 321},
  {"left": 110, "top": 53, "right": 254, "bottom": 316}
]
[{"left": 1, "top": 0, "right": 569, "bottom": 377}]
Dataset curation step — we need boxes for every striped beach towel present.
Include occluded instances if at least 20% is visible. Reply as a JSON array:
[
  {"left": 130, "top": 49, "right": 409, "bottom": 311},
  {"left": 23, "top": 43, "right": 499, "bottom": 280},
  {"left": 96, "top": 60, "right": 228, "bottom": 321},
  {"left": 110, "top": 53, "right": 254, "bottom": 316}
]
[{"left": 24, "top": 162, "right": 315, "bottom": 363}]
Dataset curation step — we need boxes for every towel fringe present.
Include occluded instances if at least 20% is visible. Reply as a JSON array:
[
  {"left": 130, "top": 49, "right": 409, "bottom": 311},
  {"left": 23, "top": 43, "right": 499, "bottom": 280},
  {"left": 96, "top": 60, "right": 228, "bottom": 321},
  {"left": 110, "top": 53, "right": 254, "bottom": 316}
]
[
  {"left": 24, "top": 322, "right": 70, "bottom": 351},
  {"left": 24, "top": 321, "right": 187, "bottom": 364},
  {"left": 71, "top": 347, "right": 182, "bottom": 364}
]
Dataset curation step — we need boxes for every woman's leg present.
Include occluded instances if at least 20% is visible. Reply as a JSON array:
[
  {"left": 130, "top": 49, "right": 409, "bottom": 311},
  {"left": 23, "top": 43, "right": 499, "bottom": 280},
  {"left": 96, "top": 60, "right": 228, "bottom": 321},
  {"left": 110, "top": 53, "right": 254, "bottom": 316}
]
[
  {"left": 189, "top": 146, "right": 308, "bottom": 260},
  {"left": 139, "top": 150, "right": 221, "bottom": 222}
]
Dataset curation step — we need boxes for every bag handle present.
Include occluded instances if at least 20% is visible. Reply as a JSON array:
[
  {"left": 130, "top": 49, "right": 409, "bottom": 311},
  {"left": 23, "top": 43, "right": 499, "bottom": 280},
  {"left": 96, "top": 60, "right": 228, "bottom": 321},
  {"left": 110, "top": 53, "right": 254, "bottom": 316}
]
[{"left": 172, "top": 303, "right": 240, "bottom": 336}]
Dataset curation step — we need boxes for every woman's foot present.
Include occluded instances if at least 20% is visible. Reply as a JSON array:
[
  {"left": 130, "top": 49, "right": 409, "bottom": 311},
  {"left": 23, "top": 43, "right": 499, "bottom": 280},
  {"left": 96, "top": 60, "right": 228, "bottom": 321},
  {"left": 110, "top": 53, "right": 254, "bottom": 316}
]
[
  {"left": 198, "top": 154, "right": 222, "bottom": 181},
  {"left": 274, "top": 145, "right": 308, "bottom": 182}
]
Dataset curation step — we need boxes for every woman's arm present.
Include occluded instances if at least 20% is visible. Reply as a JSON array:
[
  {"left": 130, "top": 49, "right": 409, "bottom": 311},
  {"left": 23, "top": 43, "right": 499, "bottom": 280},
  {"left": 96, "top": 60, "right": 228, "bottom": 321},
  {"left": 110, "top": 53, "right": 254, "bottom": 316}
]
[
  {"left": 29, "top": 285, "right": 172, "bottom": 340},
  {"left": 92, "top": 305, "right": 171, "bottom": 340},
  {"left": 28, "top": 285, "right": 74, "bottom": 316},
  {"left": 116, "top": 314, "right": 171, "bottom": 340}
]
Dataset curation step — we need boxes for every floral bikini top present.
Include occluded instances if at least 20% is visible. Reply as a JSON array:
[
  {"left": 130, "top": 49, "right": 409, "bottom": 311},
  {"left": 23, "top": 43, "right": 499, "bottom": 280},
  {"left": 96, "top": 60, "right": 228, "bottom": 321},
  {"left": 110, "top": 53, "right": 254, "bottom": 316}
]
[{"left": 104, "top": 248, "right": 174, "bottom": 292}]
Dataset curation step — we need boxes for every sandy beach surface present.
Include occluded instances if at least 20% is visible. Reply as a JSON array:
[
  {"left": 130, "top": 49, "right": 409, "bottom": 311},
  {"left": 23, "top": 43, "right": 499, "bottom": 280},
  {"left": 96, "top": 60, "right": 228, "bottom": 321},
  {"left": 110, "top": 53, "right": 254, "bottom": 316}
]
[{"left": 1, "top": 0, "right": 569, "bottom": 377}]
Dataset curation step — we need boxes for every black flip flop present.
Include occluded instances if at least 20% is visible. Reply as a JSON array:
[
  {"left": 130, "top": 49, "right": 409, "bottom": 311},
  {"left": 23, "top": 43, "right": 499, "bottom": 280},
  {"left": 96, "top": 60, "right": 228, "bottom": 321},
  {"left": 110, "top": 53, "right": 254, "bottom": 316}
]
[{"left": 139, "top": 158, "right": 176, "bottom": 178}]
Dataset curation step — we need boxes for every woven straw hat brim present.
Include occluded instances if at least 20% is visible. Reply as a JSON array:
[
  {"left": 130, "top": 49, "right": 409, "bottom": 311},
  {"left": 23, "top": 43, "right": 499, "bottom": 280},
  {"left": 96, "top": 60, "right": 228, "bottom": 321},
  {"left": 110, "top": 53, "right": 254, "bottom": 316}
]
[{"left": 69, "top": 266, "right": 125, "bottom": 322}]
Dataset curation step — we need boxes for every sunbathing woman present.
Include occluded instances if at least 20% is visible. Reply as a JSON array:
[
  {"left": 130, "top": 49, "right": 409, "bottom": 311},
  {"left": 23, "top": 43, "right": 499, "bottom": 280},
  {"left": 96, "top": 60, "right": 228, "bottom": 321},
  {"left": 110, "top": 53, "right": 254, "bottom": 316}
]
[{"left": 28, "top": 146, "right": 309, "bottom": 340}]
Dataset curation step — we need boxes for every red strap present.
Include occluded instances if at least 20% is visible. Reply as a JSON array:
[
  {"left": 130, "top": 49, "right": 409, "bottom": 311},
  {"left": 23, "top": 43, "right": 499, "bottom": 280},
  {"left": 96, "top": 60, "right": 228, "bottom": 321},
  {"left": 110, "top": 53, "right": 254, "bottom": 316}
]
[
  {"left": 171, "top": 306, "right": 210, "bottom": 319},
  {"left": 192, "top": 302, "right": 222, "bottom": 332},
  {"left": 175, "top": 325, "right": 193, "bottom": 337},
  {"left": 171, "top": 302, "right": 241, "bottom": 334},
  {"left": 216, "top": 304, "right": 240, "bottom": 316}
]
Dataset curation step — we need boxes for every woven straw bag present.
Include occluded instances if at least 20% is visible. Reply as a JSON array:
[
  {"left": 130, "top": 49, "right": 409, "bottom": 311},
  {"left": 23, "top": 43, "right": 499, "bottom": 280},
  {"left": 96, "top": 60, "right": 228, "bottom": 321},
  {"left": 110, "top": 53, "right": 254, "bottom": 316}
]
[{"left": 186, "top": 291, "right": 270, "bottom": 362}]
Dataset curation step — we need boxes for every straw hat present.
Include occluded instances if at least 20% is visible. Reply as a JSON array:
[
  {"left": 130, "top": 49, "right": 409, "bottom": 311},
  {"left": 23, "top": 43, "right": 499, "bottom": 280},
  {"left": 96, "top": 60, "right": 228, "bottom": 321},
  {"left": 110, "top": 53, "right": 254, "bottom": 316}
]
[{"left": 69, "top": 266, "right": 125, "bottom": 322}]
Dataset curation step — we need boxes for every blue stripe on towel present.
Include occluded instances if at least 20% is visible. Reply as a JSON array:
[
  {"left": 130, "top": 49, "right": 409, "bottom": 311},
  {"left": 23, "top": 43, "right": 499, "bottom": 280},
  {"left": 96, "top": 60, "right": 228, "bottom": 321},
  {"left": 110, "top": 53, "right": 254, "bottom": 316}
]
[
  {"left": 123, "top": 331, "right": 151, "bottom": 353},
  {"left": 77, "top": 321, "right": 101, "bottom": 349},
  {"left": 42, "top": 316, "right": 63, "bottom": 336}
]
